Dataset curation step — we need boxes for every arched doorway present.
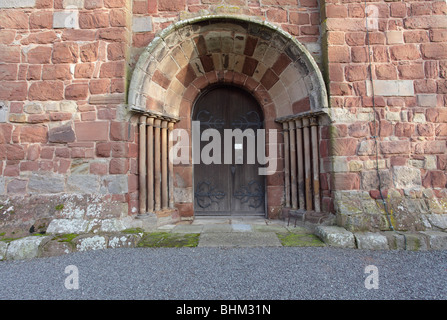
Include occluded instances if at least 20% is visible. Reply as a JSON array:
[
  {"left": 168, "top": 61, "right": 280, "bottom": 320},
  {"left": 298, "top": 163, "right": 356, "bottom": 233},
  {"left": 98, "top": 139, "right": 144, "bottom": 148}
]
[
  {"left": 192, "top": 85, "right": 265, "bottom": 216},
  {"left": 128, "top": 15, "right": 331, "bottom": 224}
]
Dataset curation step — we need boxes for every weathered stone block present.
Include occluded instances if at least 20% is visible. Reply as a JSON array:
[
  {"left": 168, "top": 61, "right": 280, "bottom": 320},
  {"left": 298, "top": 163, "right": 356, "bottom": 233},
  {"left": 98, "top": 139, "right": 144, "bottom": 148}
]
[
  {"left": 75, "top": 235, "right": 107, "bottom": 251},
  {"left": 354, "top": 232, "right": 389, "bottom": 250},
  {"left": 53, "top": 11, "right": 79, "bottom": 29},
  {"left": 315, "top": 226, "right": 356, "bottom": 248},
  {"left": 417, "top": 94, "right": 438, "bottom": 107},
  {"left": 99, "top": 218, "right": 128, "bottom": 232},
  {"left": 28, "top": 173, "right": 65, "bottom": 194},
  {"left": 366, "top": 80, "right": 414, "bottom": 97},
  {"left": 383, "top": 231, "right": 429, "bottom": 251},
  {"left": 423, "top": 214, "right": 447, "bottom": 231},
  {"left": 74, "top": 121, "right": 109, "bottom": 141},
  {"left": 420, "top": 231, "right": 447, "bottom": 250},
  {"left": 101, "top": 175, "right": 128, "bottom": 194},
  {"left": 48, "top": 123, "right": 76, "bottom": 143},
  {"left": 392, "top": 166, "right": 421, "bottom": 189},
  {"left": 386, "top": 30, "right": 403, "bottom": 44},
  {"left": 39, "top": 240, "right": 73, "bottom": 257},
  {"left": 132, "top": 16, "right": 152, "bottom": 33},
  {"left": 5, "top": 236, "right": 50, "bottom": 260},
  {"left": 24, "top": 102, "right": 44, "bottom": 114},
  {"left": 0, "top": 241, "right": 8, "bottom": 260},
  {"left": 403, "top": 233, "right": 429, "bottom": 251},
  {"left": 108, "top": 234, "right": 140, "bottom": 248},
  {"left": 67, "top": 175, "right": 99, "bottom": 194},
  {"left": 46, "top": 219, "right": 90, "bottom": 234},
  {"left": 0, "top": 0, "right": 36, "bottom": 8}
]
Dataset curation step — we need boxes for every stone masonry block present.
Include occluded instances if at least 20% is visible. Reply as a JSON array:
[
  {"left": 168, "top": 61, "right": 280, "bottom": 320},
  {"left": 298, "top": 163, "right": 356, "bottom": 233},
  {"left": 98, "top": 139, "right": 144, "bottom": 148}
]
[
  {"left": 0, "top": 241, "right": 8, "bottom": 260},
  {"left": 6, "top": 236, "right": 50, "bottom": 260},
  {"left": 74, "top": 235, "right": 107, "bottom": 252},
  {"left": 46, "top": 219, "right": 90, "bottom": 234},
  {"left": 53, "top": 11, "right": 79, "bottom": 29},
  {"left": 28, "top": 173, "right": 65, "bottom": 194},
  {"left": 383, "top": 232, "right": 429, "bottom": 251},
  {"left": 420, "top": 231, "right": 447, "bottom": 250},
  {"left": 392, "top": 166, "right": 422, "bottom": 189},
  {"left": 366, "top": 80, "right": 414, "bottom": 97},
  {"left": 0, "top": 0, "right": 36, "bottom": 8},
  {"left": 132, "top": 16, "right": 152, "bottom": 33},
  {"left": 315, "top": 226, "right": 356, "bottom": 248},
  {"left": 417, "top": 94, "right": 438, "bottom": 107},
  {"left": 354, "top": 232, "right": 389, "bottom": 250}
]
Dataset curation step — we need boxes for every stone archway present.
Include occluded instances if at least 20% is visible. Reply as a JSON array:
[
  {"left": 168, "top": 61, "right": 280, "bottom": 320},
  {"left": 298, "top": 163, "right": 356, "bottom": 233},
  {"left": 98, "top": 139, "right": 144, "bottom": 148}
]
[
  {"left": 128, "top": 15, "right": 330, "bottom": 223},
  {"left": 129, "top": 15, "right": 328, "bottom": 119}
]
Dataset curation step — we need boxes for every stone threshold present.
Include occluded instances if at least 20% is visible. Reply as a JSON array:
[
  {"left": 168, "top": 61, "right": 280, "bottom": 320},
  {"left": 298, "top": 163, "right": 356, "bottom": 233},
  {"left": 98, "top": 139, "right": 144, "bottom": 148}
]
[{"left": 2, "top": 222, "right": 447, "bottom": 262}]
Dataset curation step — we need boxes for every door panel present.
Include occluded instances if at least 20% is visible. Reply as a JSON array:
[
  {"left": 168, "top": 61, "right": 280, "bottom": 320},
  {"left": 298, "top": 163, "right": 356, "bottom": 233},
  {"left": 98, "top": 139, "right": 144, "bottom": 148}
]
[{"left": 193, "top": 86, "right": 265, "bottom": 216}]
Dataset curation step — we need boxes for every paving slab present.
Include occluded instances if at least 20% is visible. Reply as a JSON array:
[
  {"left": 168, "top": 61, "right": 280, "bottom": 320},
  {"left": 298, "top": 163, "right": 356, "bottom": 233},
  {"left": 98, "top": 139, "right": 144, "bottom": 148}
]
[
  {"left": 202, "top": 224, "right": 233, "bottom": 233},
  {"left": 191, "top": 217, "right": 231, "bottom": 225},
  {"left": 252, "top": 224, "right": 290, "bottom": 234},
  {"left": 231, "top": 223, "right": 252, "bottom": 232},
  {"left": 198, "top": 232, "right": 282, "bottom": 247},
  {"left": 171, "top": 225, "right": 204, "bottom": 234}
]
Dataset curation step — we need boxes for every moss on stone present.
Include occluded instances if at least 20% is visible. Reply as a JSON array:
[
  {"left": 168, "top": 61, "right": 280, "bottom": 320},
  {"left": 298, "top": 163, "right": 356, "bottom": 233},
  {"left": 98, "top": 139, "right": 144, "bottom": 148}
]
[
  {"left": 277, "top": 232, "right": 325, "bottom": 247},
  {"left": 122, "top": 227, "right": 144, "bottom": 234},
  {"left": 137, "top": 232, "right": 199, "bottom": 248},
  {"left": 52, "top": 233, "right": 79, "bottom": 243}
]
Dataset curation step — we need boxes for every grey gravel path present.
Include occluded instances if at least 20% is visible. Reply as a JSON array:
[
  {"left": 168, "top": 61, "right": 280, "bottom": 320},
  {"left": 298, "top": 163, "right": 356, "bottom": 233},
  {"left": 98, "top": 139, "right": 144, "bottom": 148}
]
[{"left": 0, "top": 247, "right": 446, "bottom": 300}]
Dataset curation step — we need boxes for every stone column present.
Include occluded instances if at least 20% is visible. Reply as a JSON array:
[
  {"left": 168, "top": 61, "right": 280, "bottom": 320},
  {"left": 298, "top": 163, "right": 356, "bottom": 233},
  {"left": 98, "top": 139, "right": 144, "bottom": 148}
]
[
  {"left": 289, "top": 120, "right": 297, "bottom": 209},
  {"left": 161, "top": 120, "right": 168, "bottom": 210},
  {"left": 310, "top": 117, "right": 321, "bottom": 212},
  {"left": 168, "top": 121, "right": 175, "bottom": 208},
  {"left": 146, "top": 116, "right": 155, "bottom": 212},
  {"left": 154, "top": 118, "right": 161, "bottom": 211},
  {"left": 302, "top": 117, "right": 312, "bottom": 211},
  {"left": 138, "top": 115, "right": 147, "bottom": 215},
  {"left": 282, "top": 122, "right": 290, "bottom": 208},
  {"left": 295, "top": 119, "right": 305, "bottom": 211}
]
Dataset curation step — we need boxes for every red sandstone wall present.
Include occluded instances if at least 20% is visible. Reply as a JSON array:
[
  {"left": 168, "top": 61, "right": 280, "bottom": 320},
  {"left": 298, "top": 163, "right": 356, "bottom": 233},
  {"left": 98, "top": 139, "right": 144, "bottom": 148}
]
[
  {"left": 0, "top": 0, "right": 323, "bottom": 231},
  {"left": 322, "top": 0, "right": 447, "bottom": 230},
  {"left": 0, "top": 0, "right": 137, "bottom": 233},
  {"left": 0, "top": 0, "right": 446, "bottom": 232}
]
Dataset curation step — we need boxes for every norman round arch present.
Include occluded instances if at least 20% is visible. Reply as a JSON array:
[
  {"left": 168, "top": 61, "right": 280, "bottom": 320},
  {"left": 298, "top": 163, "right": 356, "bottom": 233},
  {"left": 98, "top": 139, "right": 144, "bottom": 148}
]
[
  {"left": 128, "top": 15, "right": 331, "bottom": 222},
  {"left": 128, "top": 15, "right": 329, "bottom": 119}
]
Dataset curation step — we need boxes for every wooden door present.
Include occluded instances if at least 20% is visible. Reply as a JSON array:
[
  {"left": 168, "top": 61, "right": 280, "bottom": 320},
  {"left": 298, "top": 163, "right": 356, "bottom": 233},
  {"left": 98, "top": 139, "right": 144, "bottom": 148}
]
[{"left": 193, "top": 86, "right": 265, "bottom": 216}]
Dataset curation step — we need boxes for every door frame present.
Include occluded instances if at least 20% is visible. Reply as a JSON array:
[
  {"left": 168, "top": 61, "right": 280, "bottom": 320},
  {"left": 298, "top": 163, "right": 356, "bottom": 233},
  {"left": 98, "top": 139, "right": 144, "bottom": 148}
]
[{"left": 191, "top": 84, "right": 267, "bottom": 217}]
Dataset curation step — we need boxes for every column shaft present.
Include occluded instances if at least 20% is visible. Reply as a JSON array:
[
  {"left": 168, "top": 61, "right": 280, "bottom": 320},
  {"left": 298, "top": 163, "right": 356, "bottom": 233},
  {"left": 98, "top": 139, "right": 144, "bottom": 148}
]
[
  {"left": 146, "top": 117, "right": 154, "bottom": 212},
  {"left": 138, "top": 115, "right": 147, "bottom": 215},
  {"left": 283, "top": 122, "right": 290, "bottom": 208},
  {"left": 168, "top": 121, "right": 175, "bottom": 208},
  {"left": 154, "top": 119, "right": 161, "bottom": 211},
  {"left": 310, "top": 117, "right": 321, "bottom": 212},
  {"left": 289, "top": 121, "right": 297, "bottom": 209},
  {"left": 295, "top": 119, "right": 305, "bottom": 211},
  {"left": 302, "top": 117, "right": 312, "bottom": 211},
  {"left": 161, "top": 120, "right": 168, "bottom": 210}
]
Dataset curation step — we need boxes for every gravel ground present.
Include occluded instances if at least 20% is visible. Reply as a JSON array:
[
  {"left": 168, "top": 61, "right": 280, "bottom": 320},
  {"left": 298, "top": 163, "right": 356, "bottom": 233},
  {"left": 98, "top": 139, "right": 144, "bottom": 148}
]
[{"left": 0, "top": 247, "right": 446, "bottom": 300}]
